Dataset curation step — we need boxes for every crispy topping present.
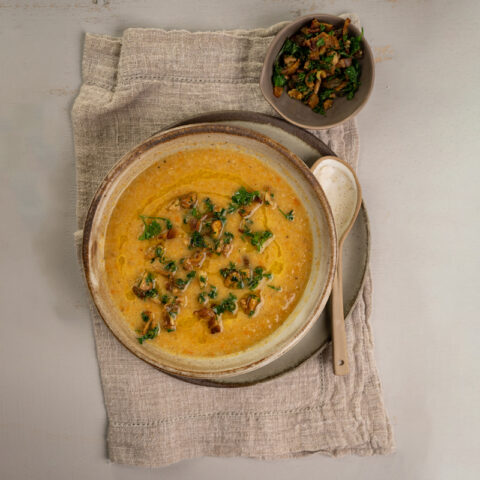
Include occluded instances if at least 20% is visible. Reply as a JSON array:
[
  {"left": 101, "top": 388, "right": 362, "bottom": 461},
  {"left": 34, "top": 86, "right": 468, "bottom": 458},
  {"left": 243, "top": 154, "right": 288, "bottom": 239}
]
[
  {"left": 179, "top": 192, "right": 198, "bottom": 209},
  {"left": 271, "top": 18, "right": 364, "bottom": 113},
  {"left": 183, "top": 250, "right": 207, "bottom": 271},
  {"left": 239, "top": 292, "right": 262, "bottom": 317}
]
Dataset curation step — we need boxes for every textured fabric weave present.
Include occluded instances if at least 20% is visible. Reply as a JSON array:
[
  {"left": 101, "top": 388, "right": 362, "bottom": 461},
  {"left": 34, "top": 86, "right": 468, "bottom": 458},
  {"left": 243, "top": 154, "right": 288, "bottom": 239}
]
[{"left": 72, "top": 15, "right": 394, "bottom": 467}]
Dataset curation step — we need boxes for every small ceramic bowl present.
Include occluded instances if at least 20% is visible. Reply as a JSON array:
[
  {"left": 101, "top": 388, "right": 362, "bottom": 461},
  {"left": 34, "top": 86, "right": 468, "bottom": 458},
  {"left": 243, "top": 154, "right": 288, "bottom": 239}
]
[
  {"left": 82, "top": 124, "right": 337, "bottom": 379},
  {"left": 260, "top": 14, "right": 375, "bottom": 130}
]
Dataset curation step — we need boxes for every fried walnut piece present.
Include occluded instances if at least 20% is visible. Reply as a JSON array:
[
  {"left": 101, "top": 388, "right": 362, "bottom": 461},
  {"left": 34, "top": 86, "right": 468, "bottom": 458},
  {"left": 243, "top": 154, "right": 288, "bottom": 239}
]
[
  {"left": 163, "top": 298, "right": 181, "bottom": 332},
  {"left": 132, "top": 271, "right": 155, "bottom": 298},
  {"left": 141, "top": 311, "right": 158, "bottom": 335},
  {"left": 183, "top": 250, "right": 207, "bottom": 271},
  {"left": 272, "top": 17, "right": 363, "bottom": 113},
  {"left": 195, "top": 307, "right": 223, "bottom": 334},
  {"left": 179, "top": 192, "right": 198, "bottom": 209},
  {"left": 239, "top": 292, "right": 263, "bottom": 317}
]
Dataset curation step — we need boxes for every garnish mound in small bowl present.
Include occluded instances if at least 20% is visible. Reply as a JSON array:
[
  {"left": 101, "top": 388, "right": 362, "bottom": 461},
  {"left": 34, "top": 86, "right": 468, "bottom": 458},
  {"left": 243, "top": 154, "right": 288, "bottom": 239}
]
[{"left": 260, "top": 14, "right": 374, "bottom": 130}]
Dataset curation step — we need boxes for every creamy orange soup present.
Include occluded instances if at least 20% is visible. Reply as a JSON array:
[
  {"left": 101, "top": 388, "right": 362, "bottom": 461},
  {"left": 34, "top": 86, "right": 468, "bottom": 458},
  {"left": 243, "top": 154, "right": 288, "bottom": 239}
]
[{"left": 105, "top": 147, "right": 313, "bottom": 357}]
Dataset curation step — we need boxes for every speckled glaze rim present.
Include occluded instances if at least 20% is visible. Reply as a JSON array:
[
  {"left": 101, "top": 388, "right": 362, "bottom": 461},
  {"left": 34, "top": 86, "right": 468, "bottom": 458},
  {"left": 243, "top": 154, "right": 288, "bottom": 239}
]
[
  {"left": 259, "top": 13, "right": 375, "bottom": 130},
  {"left": 82, "top": 123, "right": 337, "bottom": 380},
  {"left": 161, "top": 111, "right": 370, "bottom": 388}
]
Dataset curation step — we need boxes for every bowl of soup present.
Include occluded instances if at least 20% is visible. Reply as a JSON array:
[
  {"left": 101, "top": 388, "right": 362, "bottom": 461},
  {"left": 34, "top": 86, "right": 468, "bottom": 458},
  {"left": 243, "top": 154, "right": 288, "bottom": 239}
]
[{"left": 82, "top": 124, "right": 336, "bottom": 378}]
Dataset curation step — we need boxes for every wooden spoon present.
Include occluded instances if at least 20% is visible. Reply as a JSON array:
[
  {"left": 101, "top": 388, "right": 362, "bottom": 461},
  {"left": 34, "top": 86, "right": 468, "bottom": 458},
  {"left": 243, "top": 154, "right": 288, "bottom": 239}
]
[{"left": 311, "top": 156, "right": 362, "bottom": 375}]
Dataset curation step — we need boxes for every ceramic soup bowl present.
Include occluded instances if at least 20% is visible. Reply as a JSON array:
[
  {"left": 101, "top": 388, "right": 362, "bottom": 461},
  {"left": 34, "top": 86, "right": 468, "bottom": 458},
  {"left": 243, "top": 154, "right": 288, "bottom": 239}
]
[{"left": 82, "top": 124, "right": 336, "bottom": 378}]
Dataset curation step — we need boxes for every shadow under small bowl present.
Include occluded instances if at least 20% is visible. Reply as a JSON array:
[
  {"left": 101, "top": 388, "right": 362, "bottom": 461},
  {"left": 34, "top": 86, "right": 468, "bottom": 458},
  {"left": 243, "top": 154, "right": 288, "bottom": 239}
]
[{"left": 260, "top": 14, "right": 375, "bottom": 130}]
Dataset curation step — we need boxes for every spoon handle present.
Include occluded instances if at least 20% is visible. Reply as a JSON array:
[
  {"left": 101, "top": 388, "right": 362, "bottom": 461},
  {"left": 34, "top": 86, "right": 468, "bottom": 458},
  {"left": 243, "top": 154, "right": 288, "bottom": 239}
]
[{"left": 331, "top": 252, "right": 349, "bottom": 375}]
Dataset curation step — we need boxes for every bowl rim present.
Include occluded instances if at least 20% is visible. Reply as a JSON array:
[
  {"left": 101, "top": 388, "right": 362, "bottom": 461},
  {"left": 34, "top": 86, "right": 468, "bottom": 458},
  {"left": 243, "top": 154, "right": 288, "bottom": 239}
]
[
  {"left": 259, "top": 13, "right": 375, "bottom": 130},
  {"left": 81, "top": 123, "right": 337, "bottom": 378}
]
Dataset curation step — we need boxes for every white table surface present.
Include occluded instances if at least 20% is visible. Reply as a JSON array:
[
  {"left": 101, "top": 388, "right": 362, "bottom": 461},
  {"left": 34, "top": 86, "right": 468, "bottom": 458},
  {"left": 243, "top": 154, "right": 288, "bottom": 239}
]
[{"left": 1, "top": 1, "right": 479, "bottom": 479}]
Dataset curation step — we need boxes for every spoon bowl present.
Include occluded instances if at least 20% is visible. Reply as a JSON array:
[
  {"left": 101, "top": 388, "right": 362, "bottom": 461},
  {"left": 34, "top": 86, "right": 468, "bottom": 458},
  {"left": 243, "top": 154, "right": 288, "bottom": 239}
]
[{"left": 311, "top": 156, "right": 362, "bottom": 375}]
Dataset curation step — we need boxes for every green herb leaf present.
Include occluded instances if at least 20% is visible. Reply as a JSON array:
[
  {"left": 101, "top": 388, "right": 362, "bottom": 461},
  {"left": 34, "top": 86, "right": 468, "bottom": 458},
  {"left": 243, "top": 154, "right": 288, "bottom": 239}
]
[
  {"left": 207, "top": 285, "right": 218, "bottom": 299},
  {"left": 189, "top": 231, "right": 206, "bottom": 249},
  {"left": 204, "top": 197, "right": 214, "bottom": 212},
  {"left": 137, "top": 324, "right": 159, "bottom": 344},
  {"left": 164, "top": 260, "right": 177, "bottom": 272},
  {"left": 141, "top": 311, "right": 150, "bottom": 322},
  {"left": 138, "top": 215, "right": 172, "bottom": 240},
  {"left": 316, "top": 37, "right": 325, "bottom": 47},
  {"left": 228, "top": 186, "right": 260, "bottom": 214},
  {"left": 223, "top": 232, "right": 234, "bottom": 244},
  {"left": 245, "top": 230, "right": 273, "bottom": 252},
  {"left": 278, "top": 208, "right": 295, "bottom": 221},
  {"left": 213, "top": 293, "right": 237, "bottom": 315},
  {"left": 268, "top": 285, "right": 281, "bottom": 291}
]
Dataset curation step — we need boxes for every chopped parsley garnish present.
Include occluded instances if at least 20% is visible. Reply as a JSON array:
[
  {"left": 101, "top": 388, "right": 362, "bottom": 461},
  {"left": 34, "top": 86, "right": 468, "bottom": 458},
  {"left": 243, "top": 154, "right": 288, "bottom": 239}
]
[
  {"left": 207, "top": 285, "right": 218, "bottom": 299},
  {"left": 204, "top": 197, "right": 214, "bottom": 212},
  {"left": 213, "top": 293, "right": 237, "bottom": 315},
  {"left": 143, "top": 288, "right": 158, "bottom": 298},
  {"left": 174, "top": 271, "right": 196, "bottom": 290},
  {"left": 145, "top": 272, "right": 154, "bottom": 284},
  {"left": 247, "top": 266, "right": 272, "bottom": 290},
  {"left": 161, "top": 294, "right": 170, "bottom": 304},
  {"left": 141, "top": 311, "right": 150, "bottom": 322},
  {"left": 212, "top": 208, "right": 227, "bottom": 223},
  {"left": 137, "top": 324, "right": 159, "bottom": 344},
  {"left": 198, "top": 292, "right": 207, "bottom": 304},
  {"left": 245, "top": 229, "right": 273, "bottom": 252},
  {"left": 268, "top": 285, "right": 281, "bottom": 291},
  {"left": 138, "top": 215, "right": 172, "bottom": 240},
  {"left": 191, "top": 207, "right": 201, "bottom": 219},
  {"left": 223, "top": 232, "right": 234, "bottom": 244},
  {"left": 227, "top": 186, "right": 260, "bottom": 214},
  {"left": 164, "top": 260, "right": 177, "bottom": 272},
  {"left": 154, "top": 245, "right": 165, "bottom": 261},
  {"left": 189, "top": 231, "right": 206, "bottom": 249},
  {"left": 278, "top": 208, "right": 295, "bottom": 221}
]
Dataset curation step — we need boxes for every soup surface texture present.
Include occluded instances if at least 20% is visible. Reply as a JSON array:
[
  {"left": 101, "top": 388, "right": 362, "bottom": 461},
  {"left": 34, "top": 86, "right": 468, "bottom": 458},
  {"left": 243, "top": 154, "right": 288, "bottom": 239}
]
[{"left": 105, "top": 147, "right": 313, "bottom": 357}]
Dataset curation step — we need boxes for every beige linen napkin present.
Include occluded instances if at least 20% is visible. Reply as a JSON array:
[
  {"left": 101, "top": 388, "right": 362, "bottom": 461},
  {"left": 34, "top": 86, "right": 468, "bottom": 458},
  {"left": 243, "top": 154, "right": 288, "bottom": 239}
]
[{"left": 72, "top": 15, "right": 394, "bottom": 467}]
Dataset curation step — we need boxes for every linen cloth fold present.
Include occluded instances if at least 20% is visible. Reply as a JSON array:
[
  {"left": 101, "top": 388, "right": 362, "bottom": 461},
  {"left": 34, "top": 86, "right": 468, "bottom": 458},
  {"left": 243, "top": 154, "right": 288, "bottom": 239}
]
[{"left": 72, "top": 15, "right": 394, "bottom": 467}]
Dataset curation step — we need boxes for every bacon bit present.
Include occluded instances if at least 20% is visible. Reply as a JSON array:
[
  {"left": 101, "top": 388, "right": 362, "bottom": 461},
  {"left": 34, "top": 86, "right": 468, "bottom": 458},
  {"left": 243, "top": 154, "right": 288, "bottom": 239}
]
[
  {"left": 179, "top": 192, "right": 197, "bottom": 209},
  {"left": 167, "top": 227, "right": 177, "bottom": 239},
  {"left": 273, "top": 86, "right": 283, "bottom": 97},
  {"left": 183, "top": 250, "right": 207, "bottom": 271}
]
